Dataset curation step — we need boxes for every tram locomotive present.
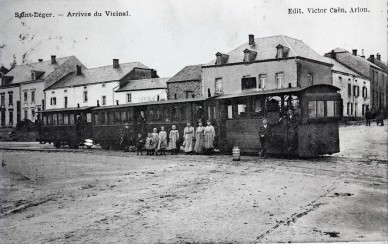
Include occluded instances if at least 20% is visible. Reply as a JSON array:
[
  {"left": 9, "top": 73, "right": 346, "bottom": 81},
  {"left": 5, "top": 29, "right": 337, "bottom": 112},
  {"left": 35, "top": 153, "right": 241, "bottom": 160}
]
[{"left": 38, "top": 84, "right": 342, "bottom": 157}]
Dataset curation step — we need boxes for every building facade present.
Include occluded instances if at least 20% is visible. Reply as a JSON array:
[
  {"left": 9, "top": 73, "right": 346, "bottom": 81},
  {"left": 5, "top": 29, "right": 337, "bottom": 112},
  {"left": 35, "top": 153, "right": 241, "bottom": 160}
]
[
  {"left": 0, "top": 56, "right": 84, "bottom": 126},
  {"left": 324, "top": 56, "right": 370, "bottom": 118},
  {"left": 367, "top": 53, "right": 388, "bottom": 114},
  {"left": 167, "top": 65, "right": 202, "bottom": 100},
  {"left": 327, "top": 49, "right": 386, "bottom": 113},
  {"left": 202, "top": 35, "right": 333, "bottom": 98},
  {"left": 115, "top": 77, "right": 168, "bottom": 104},
  {"left": 44, "top": 59, "right": 159, "bottom": 109}
]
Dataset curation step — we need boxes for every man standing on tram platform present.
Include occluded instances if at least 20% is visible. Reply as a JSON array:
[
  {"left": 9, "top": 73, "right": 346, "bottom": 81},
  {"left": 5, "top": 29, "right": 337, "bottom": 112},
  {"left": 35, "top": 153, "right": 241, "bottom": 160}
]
[{"left": 120, "top": 123, "right": 133, "bottom": 152}]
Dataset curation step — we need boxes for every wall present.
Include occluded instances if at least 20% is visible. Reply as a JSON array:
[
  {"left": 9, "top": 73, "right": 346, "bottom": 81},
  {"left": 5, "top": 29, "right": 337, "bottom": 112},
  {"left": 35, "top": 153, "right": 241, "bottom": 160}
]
[
  {"left": 202, "top": 59, "right": 297, "bottom": 97},
  {"left": 45, "top": 81, "right": 119, "bottom": 109},
  {"left": 20, "top": 82, "right": 45, "bottom": 122},
  {"left": 297, "top": 59, "right": 332, "bottom": 87},
  {"left": 115, "top": 89, "right": 167, "bottom": 104},
  {"left": 0, "top": 86, "right": 20, "bottom": 126},
  {"left": 332, "top": 72, "right": 370, "bottom": 118},
  {"left": 370, "top": 68, "right": 387, "bottom": 110},
  {"left": 167, "top": 80, "right": 201, "bottom": 100}
]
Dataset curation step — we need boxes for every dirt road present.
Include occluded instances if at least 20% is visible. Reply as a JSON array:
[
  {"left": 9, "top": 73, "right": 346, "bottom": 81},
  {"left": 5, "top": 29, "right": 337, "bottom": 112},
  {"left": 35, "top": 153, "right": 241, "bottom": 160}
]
[{"left": 0, "top": 124, "right": 387, "bottom": 243}]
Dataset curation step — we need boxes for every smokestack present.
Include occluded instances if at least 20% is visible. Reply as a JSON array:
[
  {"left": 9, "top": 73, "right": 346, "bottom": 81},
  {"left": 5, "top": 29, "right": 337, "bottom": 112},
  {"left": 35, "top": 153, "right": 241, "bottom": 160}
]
[
  {"left": 330, "top": 50, "right": 336, "bottom": 59},
  {"left": 113, "top": 59, "right": 119, "bottom": 68},
  {"left": 352, "top": 49, "right": 357, "bottom": 56},
  {"left": 369, "top": 55, "right": 375, "bottom": 63},
  {"left": 376, "top": 53, "right": 381, "bottom": 61},
  {"left": 51, "top": 55, "right": 56, "bottom": 64},
  {"left": 38, "top": 59, "right": 43, "bottom": 62},
  {"left": 361, "top": 49, "right": 365, "bottom": 58},
  {"left": 249, "top": 34, "right": 255, "bottom": 46},
  {"left": 76, "top": 65, "right": 82, "bottom": 76}
]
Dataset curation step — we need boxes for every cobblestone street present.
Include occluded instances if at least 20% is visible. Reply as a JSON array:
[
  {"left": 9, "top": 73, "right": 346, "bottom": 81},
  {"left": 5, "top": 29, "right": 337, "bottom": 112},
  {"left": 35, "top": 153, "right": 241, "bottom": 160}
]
[{"left": 0, "top": 123, "right": 387, "bottom": 243}]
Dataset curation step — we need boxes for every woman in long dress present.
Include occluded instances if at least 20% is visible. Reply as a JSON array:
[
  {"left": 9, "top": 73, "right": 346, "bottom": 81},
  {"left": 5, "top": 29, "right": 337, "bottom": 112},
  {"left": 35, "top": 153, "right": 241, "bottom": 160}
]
[
  {"left": 194, "top": 121, "right": 205, "bottom": 154},
  {"left": 158, "top": 126, "right": 168, "bottom": 155},
  {"left": 183, "top": 122, "right": 194, "bottom": 154},
  {"left": 204, "top": 120, "right": 215, "bottom": 154},
  {"left": 169, "top": 125, "right": 179, "bottom": 155}
]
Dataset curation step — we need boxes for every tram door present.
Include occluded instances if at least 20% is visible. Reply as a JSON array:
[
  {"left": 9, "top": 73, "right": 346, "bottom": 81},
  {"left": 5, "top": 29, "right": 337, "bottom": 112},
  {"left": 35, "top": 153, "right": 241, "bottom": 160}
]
[{"left": 133, "top": 107, "right": 146, "bottom": 137}]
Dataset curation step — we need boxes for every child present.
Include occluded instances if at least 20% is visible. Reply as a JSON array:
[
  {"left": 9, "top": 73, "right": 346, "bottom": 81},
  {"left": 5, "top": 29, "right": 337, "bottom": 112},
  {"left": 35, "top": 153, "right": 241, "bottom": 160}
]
[
  {"left": 151, "top": 128, "right": 159, "bottom": 155},
  {"left": 158, "top": 126, "right": 168, "bottom": 155},
  {"left": 169, "top": 125, "right": 179, "bottom": 155},
  {"left": 135, "top": 133, "right": 144, "bottom": 155},
  {"left": 145, "top": 133, "right": 153, "bottom": 155}
]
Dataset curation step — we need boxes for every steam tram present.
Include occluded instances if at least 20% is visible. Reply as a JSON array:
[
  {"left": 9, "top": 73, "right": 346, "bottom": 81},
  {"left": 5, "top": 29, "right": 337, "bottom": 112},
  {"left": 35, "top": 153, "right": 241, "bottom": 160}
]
[{"left": 38, "top": 84, "right": 342, "bottom": 157}]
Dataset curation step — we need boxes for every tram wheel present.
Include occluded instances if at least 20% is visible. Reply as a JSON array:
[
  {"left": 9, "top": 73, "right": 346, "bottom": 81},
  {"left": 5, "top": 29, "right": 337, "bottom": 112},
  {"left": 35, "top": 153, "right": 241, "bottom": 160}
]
[{"left": 54, "top": 141, "right": 61, "bottom": 148}]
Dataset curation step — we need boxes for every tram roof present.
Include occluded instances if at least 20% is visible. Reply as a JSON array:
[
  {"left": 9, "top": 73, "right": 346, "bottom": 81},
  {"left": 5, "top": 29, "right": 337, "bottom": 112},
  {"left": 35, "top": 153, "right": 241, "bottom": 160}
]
[
  {"left": 39, "top": 106, "right": 96, "bottom": 113},
  {"left": 93, "top": 97, "right": 208, "bottom": 110},
  {"left": 215, "top": 87, "right": 304, "bottom": 99}
]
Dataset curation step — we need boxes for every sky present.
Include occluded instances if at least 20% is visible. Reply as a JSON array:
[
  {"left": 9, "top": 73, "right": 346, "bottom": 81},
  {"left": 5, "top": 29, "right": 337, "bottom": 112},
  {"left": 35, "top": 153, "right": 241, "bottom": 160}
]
[{"left": 0, "top": 0, "right": 386, "bottom": 77}]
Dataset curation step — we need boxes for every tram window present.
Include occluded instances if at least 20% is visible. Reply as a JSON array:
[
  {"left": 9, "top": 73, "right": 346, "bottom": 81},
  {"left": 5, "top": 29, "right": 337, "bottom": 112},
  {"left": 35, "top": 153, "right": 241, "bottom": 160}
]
[
  {"left": 164, "top": 108, "right": 170, "bottom": 122},
  {"left": 227, "top": 105, "right": 233, "bottom": 119},
  {"left": 148, "top": 109, "right": 155, "bottom": 121},
  {"left": 64, "top": 114, "right": 69, "bottom": 125},
  {"left": 43, "top": 115, "right": 47, "bottom": 125},
  {"left": 171, "top": 107, "right": 177, "bottom": 121},
  {"left": 120, "top": 111, "right": 126, "bottom": 122},
  {"left": 58, "top": 113, "right": 64, "bottom": 125},
  {"left": 317, "top": 101, "right": 324, "bottom": 117},
  {"left": 156, "top": 109, "right": 163, "bottom": 121},
  {"left": 335, "top": 100, "right": 341, "bottom": 117},
  {"left": 52, "top": 114, "right": 58, "bottom": 125},
  {"left": 69, "top": 114, "right": 74, "bottom": 125},
  {"left": 127, "top": 110, "right": 133, "bottom": 122},
  {"left": 86, "top": 113, "right": 92, "bottom": 123},
  {"left": 308, "top": 101, "right": 317, "bottom": 118},
  {"left": 47, "top": 114, "right": 53, "bottom": 125},
  {"left": 327, "top": 101, "right": 335, "bottom": 117},
  {"left": 237, "top": 104, "right": 247, "bottom": 117},
  {"left": 179, "top": 106, "right": 186, "bottom": 121},
  {"left": 113, "top": 111, "right": 121, "bottom": 124}
]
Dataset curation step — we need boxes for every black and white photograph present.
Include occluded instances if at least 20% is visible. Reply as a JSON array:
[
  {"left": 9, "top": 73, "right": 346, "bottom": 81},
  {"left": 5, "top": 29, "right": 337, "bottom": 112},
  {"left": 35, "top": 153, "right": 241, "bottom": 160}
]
[{"left": 0, "top": 0, "right": 387, "bottom": 243}]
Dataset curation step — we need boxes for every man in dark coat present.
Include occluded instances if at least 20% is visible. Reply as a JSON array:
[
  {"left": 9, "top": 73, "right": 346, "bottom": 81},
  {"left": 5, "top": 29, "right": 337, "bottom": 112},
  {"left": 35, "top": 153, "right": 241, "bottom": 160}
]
[
  {"left": 258, "top": 118, "right": 270, "bottom": 158},
  {"left": 365, "top": 108, "right": 371, "bottom": 126},
  {"left": 120, "top": 123, "right": 133, "bottom": 152}
]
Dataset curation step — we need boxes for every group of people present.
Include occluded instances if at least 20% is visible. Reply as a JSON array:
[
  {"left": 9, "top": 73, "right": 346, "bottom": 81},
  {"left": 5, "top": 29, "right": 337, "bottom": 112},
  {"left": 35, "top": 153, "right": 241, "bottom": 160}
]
[
  {"left": 121, "top": 120, "right": 216, "bottom": 155},
  {"left": 365, "top": 108, "right": 385, "bottom": 126}
]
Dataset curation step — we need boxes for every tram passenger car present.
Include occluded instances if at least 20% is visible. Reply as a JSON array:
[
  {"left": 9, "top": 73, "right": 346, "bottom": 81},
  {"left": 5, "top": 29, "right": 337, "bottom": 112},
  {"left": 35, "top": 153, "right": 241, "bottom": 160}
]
[
  {"left": 91, "top": 98, "right": 207, "bottom": 149},
  {"left": 210, "top": 84, "right": 342, "bottom": 157},
  {"left": 38, "top": 106, "right": 94, "bottom": 148}
]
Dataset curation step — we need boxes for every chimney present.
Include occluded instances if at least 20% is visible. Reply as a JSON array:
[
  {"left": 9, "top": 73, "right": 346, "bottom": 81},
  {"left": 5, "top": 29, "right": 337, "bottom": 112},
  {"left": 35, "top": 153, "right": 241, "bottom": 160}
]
[
  {"left": 38, "top": 59, "right": 43, "bottom": 62},
  {"left": 77, "top": 103, "right": 80, "bottom": 108},
  {"left": 352, "top": 49, "right": 357, "bottom": 56},
  {"left": 116, "top": 100, "right": 119, "bottom": 105},
  {"left": 97, "top": 100, "right": 100, "bottom": 107},
  {"left": 76, "top": 65, "right": 82, "bottom": 76},
  {"left": 330, "top": 50, "right": 336, "bottom": 59},
  {"left": 376, "top": 53, "right": 381, "bottom": 61},
  {"left": 369, "top": 54, "right": 375, "bottom": 63},
  {"left": 151, "top": 70, "right": 158, "bottom": 78},
  {"left": 113, "top": 59, "right": 119, "bottom": 68},
  {"left": 359, "top": 49, "right": 365, "bottom": 58},
  {"left": 248, "top": 34, "right": 255, "bottom": 46},
  {"left": 51, "top": 55, "right": 56, "bottom": 64}
]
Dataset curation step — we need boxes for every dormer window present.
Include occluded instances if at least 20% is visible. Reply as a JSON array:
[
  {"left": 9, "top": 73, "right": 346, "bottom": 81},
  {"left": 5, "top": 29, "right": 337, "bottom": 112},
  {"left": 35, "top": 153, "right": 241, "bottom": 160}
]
[
  {"left": 276, "top": 44, "right": 290, "bottom": 58},
  {"left": 215, "top": 52, "right": 229, "bottom": 65},
  {"left": 243, "top": 49, "right": 257, "bottom": 62},
  {"left": 31, "top": 72, "right": 36, "bottom": 80}
]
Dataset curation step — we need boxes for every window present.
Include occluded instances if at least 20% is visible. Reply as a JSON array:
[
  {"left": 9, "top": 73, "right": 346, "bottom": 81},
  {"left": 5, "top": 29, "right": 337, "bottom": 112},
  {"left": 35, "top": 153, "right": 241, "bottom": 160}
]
[
  {"left": 31, "top": 109, "right": 35, "bottom": 119},
  {"left": 327, "top": 101, "right": 334, "bottom": 117},
  {"left": 83, "top": 91, "right": 88, "bottom": 103},
  {"left": 347, "top": 84, "right": 351, "bottom": 96},
  {"left": 276, "top": 73, "right": 284, "bottom": 89},
  {"left": 253, "top": 98, "right": 263, "bottom": 114},
  {"left": 277, "top": 48, "right": 283, "bottom": 58},
  {"left": 347, "top": 102, "right": 350, "bottom": 115},
  {"left": 241, "top": 77, "right": 257, "bottom": 90},
  {"left": 31, "top": 72, "right": 36, "bottom": 80},
  {"left": 50, "top": 97, "right": 56, "bottom": 106},
  {"left": 227, "top": 105, "right": 233, "bottom": 119},
  {"left": 126, "top": 93, "right": 131, "bottom": 103},
  {"left": 215, "top": 78, "right": 223, "bottom": 93},
  {"left": 0, "top": 94, "right": 4, "bottom": 106},
  {"left": 259, "top": 74, "right": 267, "bottom": 89},
  {"left": 308, "top": 73, "right": 313, "bottom": 86},
  {"left": 23, "top": 91, "right": 28, "bottom": 102},
  {"left": 362, "top": 87, "right": 367, "bottom": 98},
  {"left": 354, "top": 86, "right": 359, "bottom": 97},
  {"left": 64, "top": 114, "right": 69, "bottom": 125},
  {"left": 185, "top": 91, "right": 193, "bottom": 99},
  {"left": 9, "top": 110, "right": 13, "bottom": 125},
  {"left": 31, "top": 90, "right": 35, "bottom": 103},
  {"left": 58, "top": 113, "right": 63, "bottom": 125},
  {"left": 354, "top": 103, "right": 357, "bottom": 117},
  {"left": 237, "top": 104, "right": 247, "bottom": 117},
  {"left": 8, "top": 92, "right": 13, "bottom": 105},
  {"left": 316, "top": 101, "right": 324, "bottom": 117},
  {"left": 24, "top": 110, "right": 28, "bottom": 120},
  {"left": 64, "top": 96, "right": 68, "bottom": 108},
  {"left": 102, "top": 96, "right": 106, "bottom": 105},
  {"left": 52, "top": 114, "right": 57, "bottom": 125},
  {"left": 86, "top": 113, "right": 92, "bottom": 123},
  {"left": 308, "top": 101, "right": 317, "bottom": 118}
]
